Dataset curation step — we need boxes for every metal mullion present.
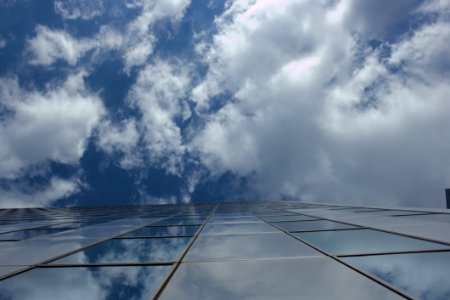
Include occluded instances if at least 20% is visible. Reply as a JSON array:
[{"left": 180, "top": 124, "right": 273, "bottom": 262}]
[
  {"left": 287, "top": 227, "right": 363, "bottom": 234},
  {"left": 150, "top": 204, "right": 219, "bottom": 300},
  {"left": 252, "top": 214, "right": 413, "bottom": 300},
  {"left": 270, "top": 218, "right": 322, "bottom": 223},
  {"left": 391, "top": 213, "right": 439, "bottom": 217},
  {"left": 37, "top": 262, "right": 175, "bottom": 268},
  {"left": 337, "top": 247, "right": 450, "bottom": 258},
  {"left": 178, "top": 255, "right": 322, "bottom": 264},
  {"left": 144, "top": 224, "right": 202, "bottom": 227}
]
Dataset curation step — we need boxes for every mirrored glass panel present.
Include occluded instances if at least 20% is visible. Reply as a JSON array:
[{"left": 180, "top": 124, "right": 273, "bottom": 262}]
[
  {"left": 381, "top": 223, "right": 450, "bottom": 244},
  {"left": 0, "top": 238, "right": 98, "bottom": 265},
  {"left": 264, "top": 215, "right": 318, "bottom": 222},
  {"left": 153, "top": 219, "right": 205, "bottom": 226},
  {"left": 295, "top": 229, "right": 449, "bottom": 255},
  {"left": 49, "top": 237, "right": 191, "bottom": 264},
  {"left": 0, "top": 229, "right": 70, "bottom": 241},
  {"left": 122, "top": 226, "right": 199, "bottom": 237},
  {"left": 48, "top": 226, "right": 134, "bottom": 239},
  {"left": 185, "top": 233, "right": 321, "bottom": 261},
  {"left": 208, "top": 216, "right": 261, "bottom": 224},
  {"left": 0, "top": 266, "right": 26, "bottom": 278},
  {"left": 344, "top": 251, "right": 450, "bottom": 300},
  {"left": 201, "top": 223, "right": 278, "bottom": 235},
  {"left": 159, "top": 258, "right": 403, "bottom": 300},
  {"left": 275, "top": 220, "right": 358, "bottom": 232},
  {"left": 42, "top": 223, "right": 97, "bottom": 230},
  {"left": 0, "top": 265, "right": 171, "bottom": 300},
  {"left": 410, "top": 214, "right": 450, "bottom": 224}
]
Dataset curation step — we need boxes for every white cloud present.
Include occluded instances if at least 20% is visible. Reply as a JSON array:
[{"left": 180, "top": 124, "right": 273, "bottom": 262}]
[
  {"left": 54, "top": 0, "right": 104, "bottom": 20},
  {"left": 127, "top": 59, "right": 191, "bottom": 174},
  {"left": 29, "top": 0, "right": 191, "bottom": 72},
  {"left": 121, "top": 0, "right": 191, "bottom": 72},
  {"left": 27, "top": 25, "right": 95, "bottom": 66},
  {"left": 0, "top": 177, "right": 80, "bottom": 208},
  {"left": 0, "top": 38, "right": 6, "bottom": 49},
  {"left": 0, "top": 72, "right": 105, "bottom": 178},
  {"left": 187, "top": 0, "right": 450, "bottom": 207},
  {"left": 0, "top": 72, "right": 104, "bottom": 206},
  {"left": 96, "top": 118, "right": 141, "bottom": 168}
]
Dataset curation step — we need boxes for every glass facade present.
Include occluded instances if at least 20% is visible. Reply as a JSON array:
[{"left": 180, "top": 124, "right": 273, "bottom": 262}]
[{"left": 0, "top": 201, "right": 449, "bottom": 299}]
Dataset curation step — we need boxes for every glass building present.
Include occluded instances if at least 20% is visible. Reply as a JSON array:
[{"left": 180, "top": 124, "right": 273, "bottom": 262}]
[{"left": 0, "top": 201, "right": 449, "bottom": 299}]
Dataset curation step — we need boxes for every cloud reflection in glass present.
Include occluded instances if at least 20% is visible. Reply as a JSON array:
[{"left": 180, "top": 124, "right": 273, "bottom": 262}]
[{"left": 49, "top": 237, "right": 191, "bottom": 264}]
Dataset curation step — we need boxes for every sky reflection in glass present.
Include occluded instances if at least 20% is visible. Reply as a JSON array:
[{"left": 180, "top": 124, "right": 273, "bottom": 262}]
[
  {"left": 201, "top": 223, "right": 278, "bottom": 235},
  {"left": 0, "top": 265, "right": 170, "bottom": 300},
  {"left": 276, "top": 220, "right": 357, "bottom": 232},
  {"left": 0, "top": 229, "right": 70, "bottom": 241},
  {"left": 122, "top": 226, "right": 199, "bottom": 237},
  {"left": 344, "top": 251, "right": 450, "bottom": 300},
  {"left": 153, "top": 219, "right": 205, "bottom": 226},
  {"left": 49, "top": 237, "right": 190, "bottom": 264},
  {"left": 159, "top": 258, "right": 403, "bottom": 299},
  {"left": 295, "top": 229, "right": 449, "bottom": 255},
  {"left": 185, "top": 233, "right": 321, "bottom": 261}
]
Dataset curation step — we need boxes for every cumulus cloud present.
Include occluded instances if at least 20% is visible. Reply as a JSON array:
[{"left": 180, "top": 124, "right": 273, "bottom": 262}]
[
  {"left": 32, "top": 0, "right": 192, "bottom": 71},
  {"left": 0, "top": 72, "right": 104, "bottom": 206},
  {"left": 121, "top": 0, "right": 191, "bottom": 72},
  {"left": 26, "top": 24, "right": 127, "bottom": 66},
  {"left": 96, "top": 118, "right": 141, "bottom": 168},
  {"left": 0, "top": 177, "right": 80, "bottom": 208},
  {"left": 54, "top": 0, "right": 104, "bottom": 20},
  {"left": 127, "top": 59, "right": 191, "bottom": 174},
  {"left": 187, "top": 0, "right": 450, "bottom": 207},
  {"left": 27, "top": 25, "right": 95, "bottom": 66}
]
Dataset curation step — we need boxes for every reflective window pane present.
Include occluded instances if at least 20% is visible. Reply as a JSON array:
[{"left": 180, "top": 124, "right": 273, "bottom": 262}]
[
  {"left": 159, "top": 258, "right": 403, "bottom": 300},
  {"left": 344, "top": 251, "right": 450, "bottom": 300},
  {"left": 208, "top": 216, "right": 261, "bottom": 224},
  {"left": 0, "top": 229, "right": 70, "bottom": 241},
  {"left": 0, "top": 238, "right": 98, "bottom": 265},
  {"left": 185, "top": 233, "right": 321, "bottom": 261},
  {"left": 295, "top": 229, "right": 449, "bottom": 255},
  {"left": 153, "top": 219, "right": 204, "bottom": 226},
  {"left": 49, "top": 237, "right": 191, "bottom": 264},
  {"left": 201, "top": 223, "right": 278, "bottom": 235},
  {"left": 275, "top": 220, "right": 358, "bottom": 232},
  {"left": 381, "top": 223, "right": 450, "bottom": 244},
  {"left": 0, "top": 265, "right": 171, "bottom": 300},
  {"left": 122, "top": 226, "right": 199, "bottom": 237},
  {"left": 264, "top": 215, "right": 318, "bottom": 222}
]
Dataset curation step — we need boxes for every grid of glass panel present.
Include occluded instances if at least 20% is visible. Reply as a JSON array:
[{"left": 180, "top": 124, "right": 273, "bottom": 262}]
[{"left": 0, "top": 201, "right": 449, "bottom": 299}]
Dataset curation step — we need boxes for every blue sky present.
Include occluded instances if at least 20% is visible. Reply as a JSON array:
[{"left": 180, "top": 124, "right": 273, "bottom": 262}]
[{"left": 0, "top": 0, "right": 449, "bottom": 208}]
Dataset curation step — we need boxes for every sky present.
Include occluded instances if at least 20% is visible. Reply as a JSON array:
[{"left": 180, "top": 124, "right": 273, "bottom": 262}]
[{"left": 0, "top": 0, "right": 449, "bottom": 208}]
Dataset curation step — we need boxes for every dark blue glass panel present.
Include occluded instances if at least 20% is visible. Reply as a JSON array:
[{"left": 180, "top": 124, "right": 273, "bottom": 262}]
[
  {"left": 0, "top": 265, "right": 171, "bottom": 300},
  {"left": 49, "top": 237, "right": 191, "bottom": 264},
  {"left": 122, "top": 226, "right": 199, "bottom": 237},
  {"left": 344, "top": 251, "right": 450, "bottom": 300}
]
